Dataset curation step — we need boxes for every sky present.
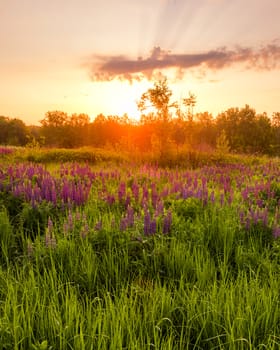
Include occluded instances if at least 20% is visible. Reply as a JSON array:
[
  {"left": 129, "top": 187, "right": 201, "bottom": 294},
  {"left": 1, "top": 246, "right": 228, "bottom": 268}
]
[{"left": 1, "top": 0, "right": 280, "bottom": 125}]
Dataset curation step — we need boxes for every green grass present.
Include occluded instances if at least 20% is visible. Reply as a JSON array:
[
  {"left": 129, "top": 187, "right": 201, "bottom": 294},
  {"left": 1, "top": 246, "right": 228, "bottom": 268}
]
[
  {"left": 2, "top": 145, "right": 275, "bottom": 168},
  {"left": 0, "top": 204, "right": 279, "bottom": 349},
  {"left": 1, "top": 157, "right": 280, "bottom": 349}
]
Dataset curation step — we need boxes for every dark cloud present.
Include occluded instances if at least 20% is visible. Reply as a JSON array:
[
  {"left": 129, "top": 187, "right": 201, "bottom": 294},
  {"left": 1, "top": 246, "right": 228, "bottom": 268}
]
[{"left": 86, "top": 41, "right": 280, "bottom": 82}]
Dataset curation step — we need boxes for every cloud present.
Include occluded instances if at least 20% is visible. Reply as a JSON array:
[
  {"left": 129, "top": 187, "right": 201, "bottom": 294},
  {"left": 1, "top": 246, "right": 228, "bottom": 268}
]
[{"left": 86, "top": 41, "right": 280, "bottom": 82}]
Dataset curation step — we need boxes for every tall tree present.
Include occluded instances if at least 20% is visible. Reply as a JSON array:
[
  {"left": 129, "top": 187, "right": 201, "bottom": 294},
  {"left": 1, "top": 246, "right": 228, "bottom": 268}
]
[
  {"left": 137, "top": 78, "right": 177, "bottom": 157},
  {"left": 137, "top": 78, "right": 176, "bottom": 122},
  {"left": 183, "top": 92, "right": 197, "bottom": 122},
  {"left": 40, "top": 111, "right": 70, "bottom": 147}
]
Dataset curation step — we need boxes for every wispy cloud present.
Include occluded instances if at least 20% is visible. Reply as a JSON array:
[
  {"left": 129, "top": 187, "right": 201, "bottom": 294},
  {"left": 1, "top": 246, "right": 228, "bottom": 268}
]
[{"left": 86, "top": 41, "right": 280, "bottom": 82}]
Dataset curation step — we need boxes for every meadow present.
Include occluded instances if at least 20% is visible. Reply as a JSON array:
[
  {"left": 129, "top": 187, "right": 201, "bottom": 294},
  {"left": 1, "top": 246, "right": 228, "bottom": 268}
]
[{"left": 0, "top": 147, "right": 280, "bottom": 349}]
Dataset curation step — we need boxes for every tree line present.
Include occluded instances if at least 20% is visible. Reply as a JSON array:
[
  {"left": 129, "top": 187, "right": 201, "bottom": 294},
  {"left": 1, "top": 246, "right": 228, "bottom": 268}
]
[{"left": 1, "top": 79, "right": 280, "bottom": 155}]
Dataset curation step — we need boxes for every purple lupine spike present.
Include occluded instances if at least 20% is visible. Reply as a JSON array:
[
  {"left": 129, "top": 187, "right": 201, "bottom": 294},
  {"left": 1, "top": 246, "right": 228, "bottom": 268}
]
[
  {"left": 239, "top": 210, "right": 245, "bottom": 225},
  {"left": 63, "top": 222, "right": 69, "bottom": 236},
  {"left": 150, "top": 219, "right": 157, "bottom": 235},
  {"left": 68, "top": 212, "right": 73, "bottom": 231},
  {"left": 155, "top": 201, "right": 164, "bottom": 217},
  {"left": 95, "top": 220, "right": 102, "bottom": 231},
  {"left": 220, "top": 193, "right": 224, "bottom": 206},
  {"left": 80, "top": 223, "right": 89, "bottom": 239},
  {"left": 228, "top": 190, "right": 234, "bottom": 205},
  {"left": 126, "top": 206, "right": 135, "bottom": 227},
  {"left": 210, "top": 191, "right": 215, "bottom": 204},
  {"left": 125, "top": 195, "right": 131, "bottom": 208},
  {"left": 47, "top": 217, "right": 53, "bottom": 234},
  {"left": 76, "top": 212, "right": 81, "bottom": 221},
  {"left": 118, "top": 182, "right": 126, "bottom": 202},
  {"left": 273, "top": 226, "right": 280, "bottom": 238},
  {"left": 262, "top": 207, "right": 268, "bottom": 226},
  {"left": 163, "top": 210, "right": 172, "bottom": 234},
  {"left": 107, "top": 194, "right": 116, "bottom": 205},
  {"left": 241, "top": 188, "right": 249, "bottom": 202},
  {"left": 144, "top": 211, "right": 151, "bottom": 236},
  {"left": 132, "top": 182, "right": 139, "bottom": 202},
  {"left": 245, "top": 217, "right": 251, "bottom": 231},
  {"left": 120, "top": 217, "right": 128, "bottom": 231},
  {"left": 202, "top": 177, "right": 207, "bottom": 189}
]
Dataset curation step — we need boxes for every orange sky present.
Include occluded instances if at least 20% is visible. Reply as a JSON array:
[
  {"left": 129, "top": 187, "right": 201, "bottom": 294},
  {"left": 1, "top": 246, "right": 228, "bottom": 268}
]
[{"left": 1, "top": 0, "right": 280, "bottom": 125}]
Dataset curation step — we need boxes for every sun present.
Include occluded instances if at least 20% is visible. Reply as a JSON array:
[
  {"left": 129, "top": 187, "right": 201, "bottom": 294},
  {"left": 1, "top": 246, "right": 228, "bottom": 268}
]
[{"left": 90, "top": 80, "right": 152, "bottom": 121}]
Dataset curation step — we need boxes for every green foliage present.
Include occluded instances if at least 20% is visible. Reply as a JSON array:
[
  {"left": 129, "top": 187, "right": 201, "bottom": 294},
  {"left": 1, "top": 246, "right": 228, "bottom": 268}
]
[
  {"left": 1, "top": 160, "right": 280, "bottom": 348},
  {"left": 216, "top": 129, "right": 230, "bottom": 154},
  {"left": 0, "top": 191, "right": 25, "bottom": 222},
  {"left": 173, "top": 198, "right": 202, "bottom": 221},
  {"left": 0, "top": 209, "right": 14, "bottom": 264},
  {"left": 19, "top": 202, "right": 54, "bottom": 239},
  {"left": 20, "top": 147, "right": 128, "bottom": 164}
]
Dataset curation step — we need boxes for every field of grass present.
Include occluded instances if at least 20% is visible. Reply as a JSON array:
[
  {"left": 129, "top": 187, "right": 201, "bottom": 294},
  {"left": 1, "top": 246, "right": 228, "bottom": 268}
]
[{"left": 1, "top": 148, "right": 280, "bottom": 349}]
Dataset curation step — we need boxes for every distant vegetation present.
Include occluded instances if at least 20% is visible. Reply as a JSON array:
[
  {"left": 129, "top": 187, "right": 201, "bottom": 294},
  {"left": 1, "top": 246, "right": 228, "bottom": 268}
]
[{"left": 1, "top": 79, "right": 280, "bottom": 158}]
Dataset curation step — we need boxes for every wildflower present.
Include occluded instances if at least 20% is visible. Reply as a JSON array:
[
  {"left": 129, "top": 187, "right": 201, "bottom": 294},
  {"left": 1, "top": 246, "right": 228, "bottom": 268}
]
[
  {"left": 120, "top": 217, "right": 128, "bottom": 231},
  {"left": 163, "top": 210, "right": 172, "bottom": 234},
  {"left": 95, "top": 220, "right": 102, "bottom": 231},
  {"left": 126, "top": 206, "right": 135, "bottom": 227},
  {"left": 47, "top": 217, "right": 53, "bottom": 234},
  {"left": 63, "top": 222, "right": 69, "bottom": 236},
  {"left": 144, "top": 210, "right": 157, "bottom": 235},
  {"left": 45, "top": 231, "right": 57, "bottom": 248},
  {"left": 118, "top": 182, "right": 126, "bottom": 202},
  {"left": 80, "top": 223, "right": 89, "bottom": 239},
  {"left": 273, "top": 226, "right": 280, "bottom": 239},
  {"left": 220, "top": 193, "right": 224, "bottom": 206},
  {"left": 210, "top": 191, "right": 215, "bottom": 204},
  {"left": 144, "top": 211, "right": 151, "bottom": 236},
  {"left": 150, "top": 219, "right": 157, "bottom": 235}
]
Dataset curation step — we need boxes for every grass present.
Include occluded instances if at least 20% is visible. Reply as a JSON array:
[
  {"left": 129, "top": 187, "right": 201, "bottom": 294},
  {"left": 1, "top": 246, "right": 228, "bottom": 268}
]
[{"left": 0, "top": 156, "right": 280, "bottom": 349}]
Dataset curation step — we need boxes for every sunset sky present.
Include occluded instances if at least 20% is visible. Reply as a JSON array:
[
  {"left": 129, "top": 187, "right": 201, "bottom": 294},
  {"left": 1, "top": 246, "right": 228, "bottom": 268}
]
[{"left": 1, "top": 0, "right": 280, "bottom": 125}]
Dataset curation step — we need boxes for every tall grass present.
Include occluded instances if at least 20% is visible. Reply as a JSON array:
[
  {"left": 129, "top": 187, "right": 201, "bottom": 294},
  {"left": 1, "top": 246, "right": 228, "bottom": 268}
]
[
  {"left": 1, "top": 159, "right": 280, "bottom": 349},
  {"left": 0, "top": 203, "right": 280, "bottom": 349}
]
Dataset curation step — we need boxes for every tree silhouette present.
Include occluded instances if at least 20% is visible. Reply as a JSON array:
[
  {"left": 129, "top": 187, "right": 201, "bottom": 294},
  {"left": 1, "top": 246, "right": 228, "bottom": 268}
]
[{"left": 183, "top": 92, "right": 196, "bottom": 122}]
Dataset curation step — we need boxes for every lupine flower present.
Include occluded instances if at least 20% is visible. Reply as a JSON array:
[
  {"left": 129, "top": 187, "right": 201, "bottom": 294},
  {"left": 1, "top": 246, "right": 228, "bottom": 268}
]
[
  {"left": 95, "top": 220, "right": 102, "bottom": 231},
  {"left": 220, "top": 193, "right": 224, "bottom": 206},
  {"left": 120, "top": 217, "right": 128, "bottom": 231},
  {"left": 144, "top": 211, "right": 151, "bottom": 236},
  {"left": 63, "top": 222, "right": 70, "bottom": 236},
  {"left": 210, "top": 191, "right": 215, "bottom": 204},
  {"left": 45, "top": 232, "right": 56, "bottom": 248},
  {"left": 47, "top": 217, "right": 53, "bottom": 234},
  {"left": 150, "top": 219, "right": 157, "bottom": 235},
  {"left": 80, "top": 223, "right": 89, "bottom": 239},
  {"left": 163, "top": 210, "right": 172, "bottom": 234},
  {"left": 144, "top": 210, "right": 157, "bottom": 235},
  {"left": 118, "top": 182, "right": 126, "bottom": 202},
  {"left": 273, "top": 226, "right": 280, "bottom": 238}
]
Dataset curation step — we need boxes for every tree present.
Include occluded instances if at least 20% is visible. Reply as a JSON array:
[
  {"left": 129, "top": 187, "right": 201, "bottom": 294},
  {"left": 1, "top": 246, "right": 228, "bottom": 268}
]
[
  {"left": 183, "top": 92, "right": 197, "bottom": 122},
  {"left": 272, "top": 112, "right": 280, "bottom": 153},
  {"left": 0, "top": 116, "right": 9, "bottom": 144},
  {"left": 69, "top": 113, "right": 90, "bottom": 147},
  {"left": 40, "top": 111, "right": 69, "bottom": 128},
  {"left": 137, "top": 78, "right": 176, "bottom": 123},
  {"left": 40, "top": 111, "right": 70, "bottom": 147},
  {"left": 7, "top": 118, "right": 29, "bottom": 145},
  {"left": 216, "top": 129, "right": 230, "bottom": 155},
  {"left": 137, "top": 78, "right": 177, "bottom": 157}
]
